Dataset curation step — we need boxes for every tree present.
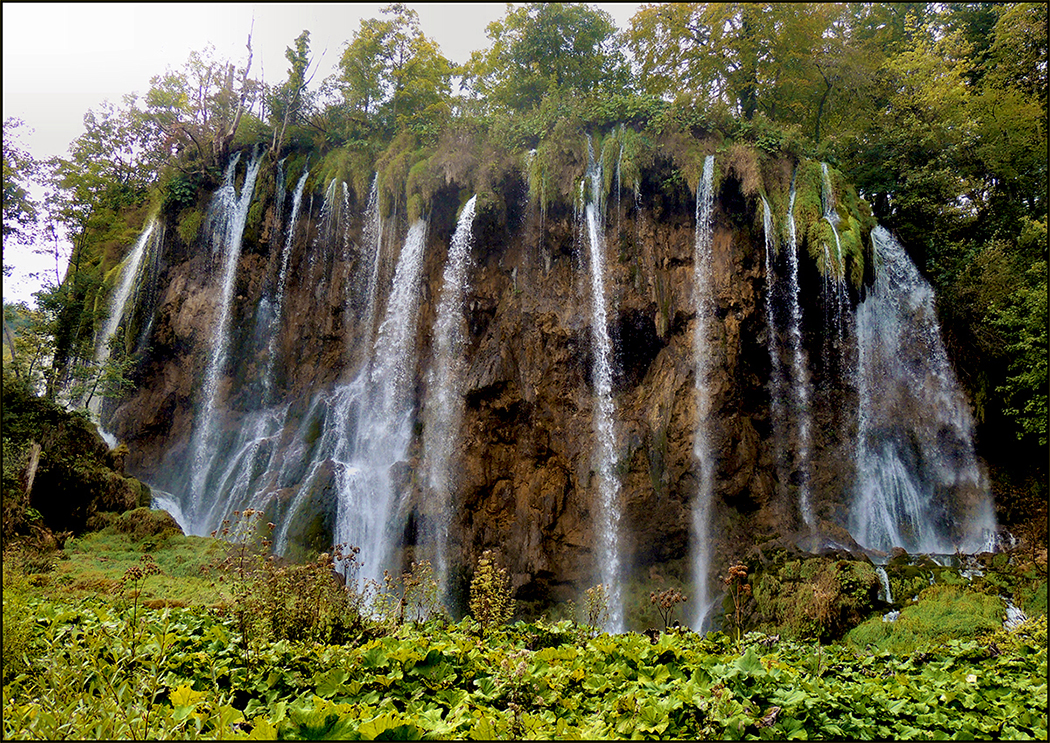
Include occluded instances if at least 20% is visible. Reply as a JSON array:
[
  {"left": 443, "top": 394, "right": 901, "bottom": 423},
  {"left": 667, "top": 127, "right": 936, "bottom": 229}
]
[
  {"left": 2, "top": 118, "right": 39, "bottom": 250},
  {"left": 332, "top": 4, "right": 452, "bottom": 134},
  {"left": 627, "top": 3, "right": 881, "bottom": 137},
  {"left": 269, "top": 30, "right": 316, "bottom": 153},
  {"left": 140, "top": 36, "right": 259, "bottom": 173},
  {"left": 464, "top": 3, "right": 628, "bottom": 113}
]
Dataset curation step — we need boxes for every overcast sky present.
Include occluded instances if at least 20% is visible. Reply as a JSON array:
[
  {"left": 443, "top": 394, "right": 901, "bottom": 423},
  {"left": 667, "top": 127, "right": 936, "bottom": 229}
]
[{"left": 2, "top": 2, "right": 642, "bottom": 303}]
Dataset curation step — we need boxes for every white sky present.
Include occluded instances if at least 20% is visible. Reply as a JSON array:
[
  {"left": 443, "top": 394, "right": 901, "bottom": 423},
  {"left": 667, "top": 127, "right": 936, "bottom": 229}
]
[{"left": 2, "top": 2, "right": 642, "bottom": 304}]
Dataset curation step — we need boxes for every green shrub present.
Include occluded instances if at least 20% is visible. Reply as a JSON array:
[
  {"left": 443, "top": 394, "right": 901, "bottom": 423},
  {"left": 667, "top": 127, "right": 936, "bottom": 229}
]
[
  {"left": 846, "top": 584, "right": 1004, "bottom": 654},
  {"left": 1, "top": 561, "right": 33, "bottom": 682},
  {"left": 469, "top": 550, "right": 515, "bottom": 638},
  {"left": 176, "top": 207, "right": 203, "bottom": 245}
]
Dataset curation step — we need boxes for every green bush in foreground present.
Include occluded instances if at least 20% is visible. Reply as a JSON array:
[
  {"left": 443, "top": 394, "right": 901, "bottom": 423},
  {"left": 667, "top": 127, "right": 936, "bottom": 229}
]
[
  {"left": 1, "top": 563, "right": 33, "bottom": 683},
  {"left": 2, "top": 596, "right": 1045, "bottom": 740}
]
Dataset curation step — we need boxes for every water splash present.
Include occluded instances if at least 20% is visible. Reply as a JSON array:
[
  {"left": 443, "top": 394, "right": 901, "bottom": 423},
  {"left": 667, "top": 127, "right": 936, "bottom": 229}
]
[
  {"left": 786, "top": 177, "right": 814, "bottom": 527},
  {"left": 691, "top": 154, "right": 717, "bottom": 630},
  {"left": 423, "top": 195, "right": 477, "bottom": 600},
  {"left": 260, "top": 168, "right": 309, "bottom": 406},
  {"left": 187, "top": 147, "right": 264, "bottom": 533},
  {"left": 851, "top": 227, "right": 997, "bottom": 555},
  {"left": 583, "top": 139, "right": 624, "bottom": 632}
]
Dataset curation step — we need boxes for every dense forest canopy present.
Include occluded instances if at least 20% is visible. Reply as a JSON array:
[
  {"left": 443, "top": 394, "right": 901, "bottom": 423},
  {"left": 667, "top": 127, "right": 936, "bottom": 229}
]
[{"left": 2, "top": 2, "right": 1046, "bottom": 454}]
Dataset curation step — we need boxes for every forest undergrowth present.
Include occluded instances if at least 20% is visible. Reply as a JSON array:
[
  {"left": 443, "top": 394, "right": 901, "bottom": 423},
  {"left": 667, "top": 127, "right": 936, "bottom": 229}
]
[{"left": 2, "top": 513, "right": 1046, "bottom": 741}]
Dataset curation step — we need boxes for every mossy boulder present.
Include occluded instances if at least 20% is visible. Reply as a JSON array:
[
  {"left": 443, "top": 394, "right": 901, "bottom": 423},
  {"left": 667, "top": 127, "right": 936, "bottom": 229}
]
[
  {"left": 2, "top": 374, "right": 144, "bottom": 537},
  {"left": 748, "top": 554, "right": 881, "bottom": 642}
]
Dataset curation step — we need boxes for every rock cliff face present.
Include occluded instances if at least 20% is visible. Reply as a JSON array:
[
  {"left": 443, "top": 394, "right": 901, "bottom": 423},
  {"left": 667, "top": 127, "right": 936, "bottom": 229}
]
[{"left": 101, "top": 145, "right": 989, "bottom": 619}]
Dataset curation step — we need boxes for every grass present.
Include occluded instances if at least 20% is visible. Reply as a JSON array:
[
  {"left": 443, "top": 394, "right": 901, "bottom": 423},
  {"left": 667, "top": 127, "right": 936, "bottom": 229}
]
[
  {"left": 845, "top": 583, "right": 1006, "bottom": 654},
  {"left": 3, "top": 513, "right": 1047, "bottom": 740},
  {"left": 30, "top": 522, "right": 228, "bottom": 607}
]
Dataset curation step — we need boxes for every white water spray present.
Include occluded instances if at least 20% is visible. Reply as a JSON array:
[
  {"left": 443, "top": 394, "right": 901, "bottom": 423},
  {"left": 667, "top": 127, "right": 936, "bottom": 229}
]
[
  {"left": 690, "top": 155, "right": 717, "bottom": 630},
  {"left": 261, "top": 168, "right": 309, "bottom": 406},
  {"left": 424, "top": 195, "right": 477, "bottom": 599},
  {"left": 851, "top": 227, "right": 997, "bottom": 555},
  {"left": 583, "top": 141, "right": 624, "bottom": 632},
  {"left": 786, "top": 178, "right": 815, "bottom": 527},
  {"left": 187, "top": 148, "right": 263, "bottom": 533}
]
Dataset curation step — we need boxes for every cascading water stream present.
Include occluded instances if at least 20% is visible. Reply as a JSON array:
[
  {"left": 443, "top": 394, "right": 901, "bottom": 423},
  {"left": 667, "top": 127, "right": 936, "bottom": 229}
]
[
  {"left": 583, "top": 141, "right": 624, "bottom": 632},
  {"left": 341, "top": 219, "right": 428, "bottom": 587},
  {"left": 271, "top": 157, "right": 287, "bottom": 249},
  {"left": 786, "top": 177, "right": 815, "bottom": 527},
  {"left": 423, "top": 195, "right": 477, "bottom": 600},
  {"left": 875, "top": 565, "right": 893, "bottom": 603},
  {"left": 761, "top": 196, "right": 789, "bottom": 496},
  {"left": 273, "top": 221, "right": 428, "bottom": 591},
  {"left": 186, "top": 148, "right": 263, "bottom": 534},
  {"left": 95, "top": 219, "right": 157, "bottom": 368},
  {"left": 851, "top": 227, "right": 997, "bottom": 555},
  {"left": 821, "top": 163, "right": 850, "bottom": 337},
  {"left": 87, "top": 218, "right": 159, "bottom": 443},
  {"left": 359, "top": 175, "right": 384, "bottom": 347},
  {"left": 260, "top": 168, "right": 309, "bottom": 406},
  {"left": 690, "top": 154, "right": 717, "bottom": 630}
]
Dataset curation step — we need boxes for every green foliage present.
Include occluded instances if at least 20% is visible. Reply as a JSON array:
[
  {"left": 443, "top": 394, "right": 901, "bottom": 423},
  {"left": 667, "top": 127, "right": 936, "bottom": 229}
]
[
  {"left": 2, "top": 117, "right": 40, "bottom": 247},
  {"left": 331, "top": 5, "right": 452, "bottom": 138},
  {"left": 369, "top": 559, "right": 443, "bottom": 632},
  {"left": 211, "top": 510, "right": 375, "bottom": 654},
  {"left": 176, "top": 207, "right": 203, "bottom": 245},
  {"left": 4, "top": 519, "right": 1048, "bottom": 740},
  {"left": 582, "top": 584, "right": 609, "bottom": 637},
  {"left": 464, "top": 3, "right": 629, "bottom": 114},
  {"left": 4, "top": 594, "right": 1046, "bottom": 740},
  {"left": 469, "top": 549, "right": 515, "bottom": 637},
  {"left": 1, "top": 560, "right": 33, "bottom": 683},
  {"left": 162, "top": 172, "right": 199, "bottom": 213},
  {"left": 752, "top": 556, "right": 880, "bottom": 642},
  {"left": 846, "top": 584, "right": 1005, "bottom": 655},
  {"left": 1, "top": 373, "right": 142, "bottom": 538}
]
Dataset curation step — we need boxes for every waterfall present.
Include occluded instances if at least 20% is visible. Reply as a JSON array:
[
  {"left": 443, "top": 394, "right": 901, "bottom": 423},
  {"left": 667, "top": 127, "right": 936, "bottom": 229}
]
[
  {"left": 583, "top": 141, "right": 624, "bottom": 632},
  {"left": 186, "top": 147, "right": 264, "bottom": 534},
  {"left": 335, "top": 219, "right": 428, "bottom": 587},
  {"left": 260, "top": 168, "right": 309, "bottom": 406},
  {"left": 96, "top": 219, "right": 157, "bottom": 367},
  {"left": 690, "top": 155, "right": 717, "bottom": 630},
  {"left": 851, "top": 227, "right": 997, "bottom": 555},
  {"left": 359, "top": 174, "right": 384, "bottom": 346},
  {"left": 271, "top": 157, "right": 287, "bottom": 250},
  {"left": 87, "top": 218, "right": 159, "bottom": 443},
  {"left": 272, "top": 220, "right": 427, "bottom": 588},
  {"left": 423, "top": 195, "right": 477, "bottom": 600},
  {"left": 786, "top": 177, "right": 814, "bottom": 527},
  {"left": 761, "top": 196, "right": 788, "bottom": 498},
  {"left": 875, "top": 565, "right": 893, "bottom": 603},
  {"left": 821, "top": 163, "right": 850, "bottom": 338},
  {"left": 200, "top": 403, "right": 293, "bottom": 531}
]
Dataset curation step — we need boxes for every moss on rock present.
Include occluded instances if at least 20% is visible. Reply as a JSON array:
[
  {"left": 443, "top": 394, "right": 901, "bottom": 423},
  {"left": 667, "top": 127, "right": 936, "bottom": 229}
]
[{"left": 749, "top": 554, "right": 880, "bottom": 642}]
